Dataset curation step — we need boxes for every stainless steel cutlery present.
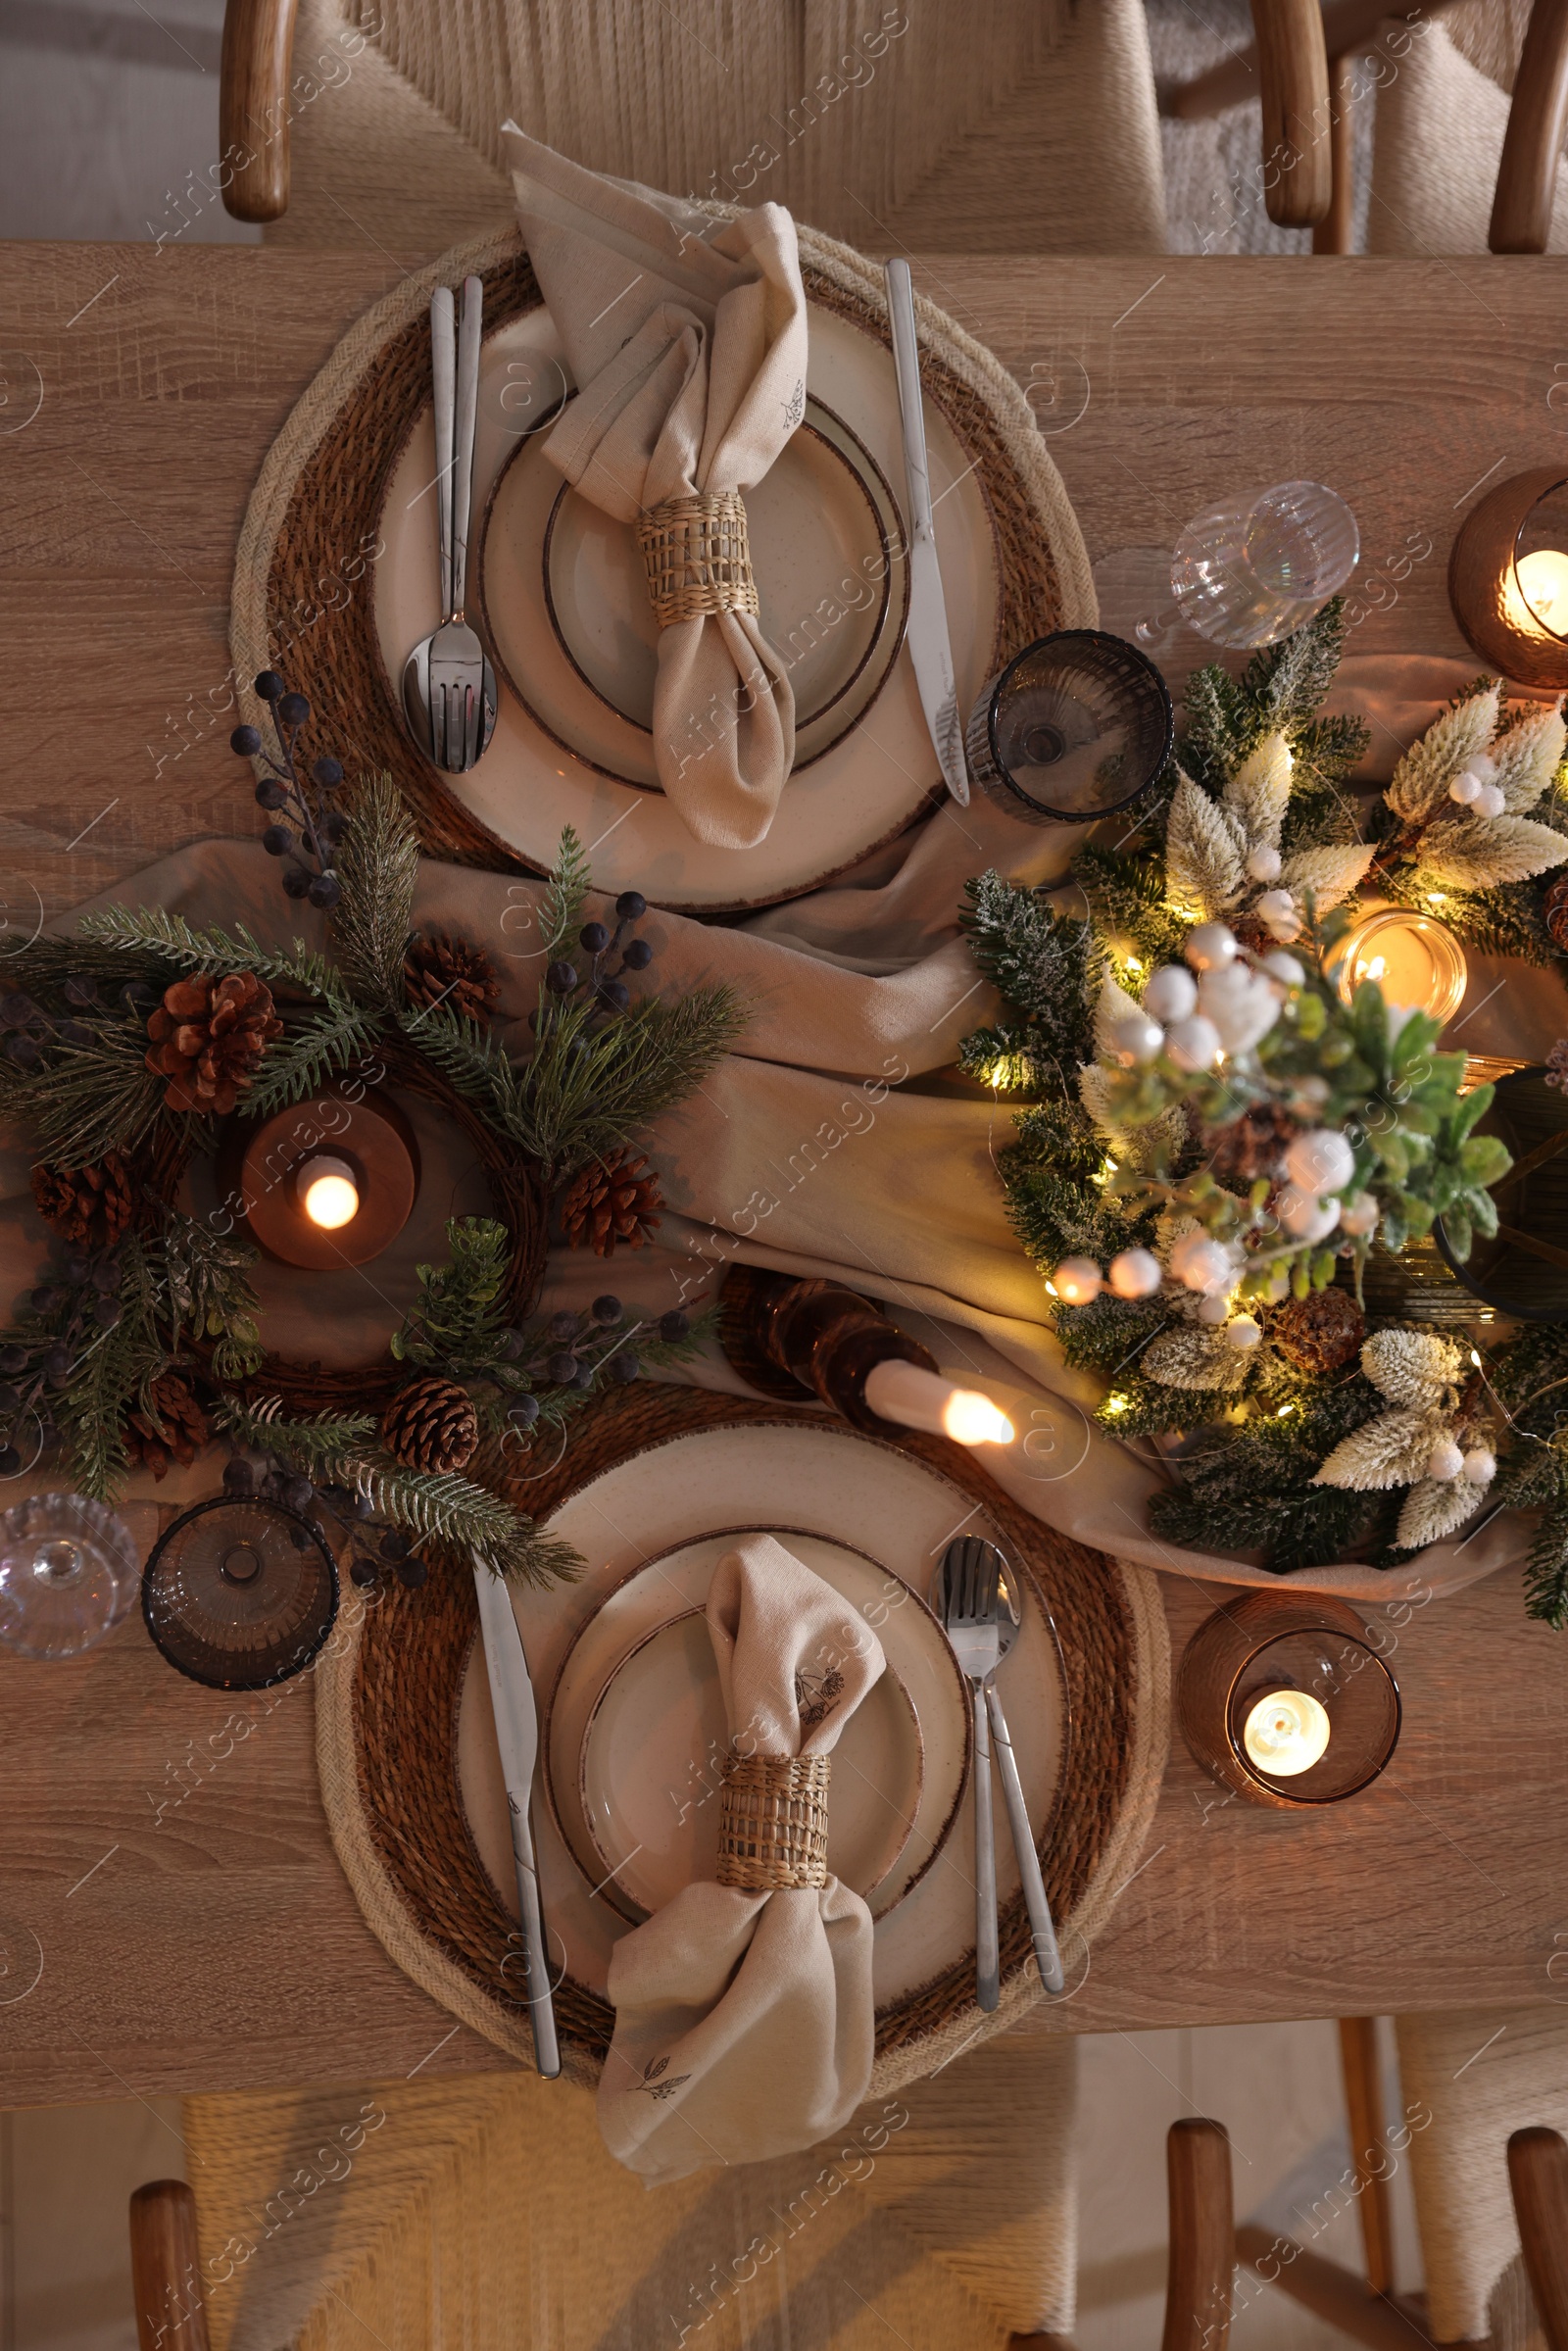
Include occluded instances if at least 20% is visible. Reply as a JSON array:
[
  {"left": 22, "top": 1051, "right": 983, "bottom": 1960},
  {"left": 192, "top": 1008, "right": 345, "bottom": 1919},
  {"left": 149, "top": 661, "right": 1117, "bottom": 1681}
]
[
  {"left": 935, "top": 1534, "right": 1064, "bottom": 2003},
  {"left": 404, "top": 275, "right": 498, "bottom": 774},
  {"left": 885, "top": 258, "right": 969, "bottom": 808},
  {"left": 471, "top": 1555, "right": 561, "bottom": 2077}
]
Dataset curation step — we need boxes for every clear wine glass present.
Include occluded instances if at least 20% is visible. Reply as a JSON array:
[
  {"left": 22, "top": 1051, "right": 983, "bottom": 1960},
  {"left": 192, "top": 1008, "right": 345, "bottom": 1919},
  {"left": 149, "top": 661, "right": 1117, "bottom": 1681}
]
[
  {"left": 0, "top": 1493, "right": 141, "bottom": 1660},
  {"left": 1135, "top": 480, "right": 1359, "bottom": 652}
]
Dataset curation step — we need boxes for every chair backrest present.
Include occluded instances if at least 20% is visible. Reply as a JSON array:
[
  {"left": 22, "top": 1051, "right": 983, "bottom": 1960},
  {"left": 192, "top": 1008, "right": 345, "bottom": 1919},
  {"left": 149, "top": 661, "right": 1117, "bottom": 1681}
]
[{"left": 1509, "top": 2126, "right": 1568, "bottom": 2351}]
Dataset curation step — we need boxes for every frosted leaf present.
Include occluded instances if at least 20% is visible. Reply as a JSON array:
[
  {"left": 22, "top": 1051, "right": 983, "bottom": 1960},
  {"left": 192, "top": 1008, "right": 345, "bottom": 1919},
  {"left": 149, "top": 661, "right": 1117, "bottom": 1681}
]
[
  {"left": 1092, "top": 973, "right": 1147, "bottom": 1060},
  {"left": 1395, "top": 1475, "right": 1487, "bottom": 1551},
  {"left": 1493, "top": 702, "right": 1567, "bottom": 812},
  {"left": 1312, "top": 1406, "right": 1445, "bottom": 1492},
  {"left": 1278, "top": 842, "right": 1376, "bottom": 911},
  {"left": 1165, "top": 773, "right": 1246, "bottom": 919},
  {"left": 1386, "top": 688, "right": 1499, "bottom": 826},
  {"left": 1417, "top": 812, "right": 1568, "bottom": 889},
  {"left": 1361, "top": 1327, "right": 1464, "bottom": 1406},
  {"left": 1222, "top": 729, "right": 1293, "bottom": 853}
]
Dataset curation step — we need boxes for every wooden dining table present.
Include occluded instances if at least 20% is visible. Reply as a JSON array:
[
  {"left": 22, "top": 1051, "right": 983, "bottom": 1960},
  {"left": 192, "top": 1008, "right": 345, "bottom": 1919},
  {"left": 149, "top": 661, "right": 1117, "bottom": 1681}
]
[{"left": 3, "top": 241, "right": 1568, "bottom": 2106}]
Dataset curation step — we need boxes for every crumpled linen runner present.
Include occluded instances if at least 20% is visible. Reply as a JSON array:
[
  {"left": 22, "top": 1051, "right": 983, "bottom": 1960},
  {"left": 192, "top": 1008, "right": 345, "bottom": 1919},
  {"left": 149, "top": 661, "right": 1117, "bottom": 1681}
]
[
  {"left": 505, "top": 127, "right": 808, "bottom": 853},
  {"left": 595, "top": 1533, "right": 885, "bottom": 2182}
]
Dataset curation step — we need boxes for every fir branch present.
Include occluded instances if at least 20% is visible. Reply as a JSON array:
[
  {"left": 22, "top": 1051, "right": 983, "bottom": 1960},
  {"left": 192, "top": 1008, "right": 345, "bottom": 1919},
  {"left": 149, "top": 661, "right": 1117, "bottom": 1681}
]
[
  {"left": 328, "top": 773, "right": 421, "bottom": 1010},
  {"left": 957, "top": 874, "right": 1099, "bottom": 1086},
  {"left": 539, "top": 825, "right": 591, "bottom": 957},
  {"left": 0, "top": 1017, "right": 169, "bottom": 1167},
  {"left": 1525, "top": 1499, "right": 1568, "bottom": 1630},
  {"left": 243, "top": 1003, "right": 383, "bottom": 1120},
  {"left": 53, "top": 1237, "right": 166, "bottom": 1500},
  {"left": 526, "top": 986, "right": 750, "bottom": 1176},
  {"left": 216, "top": 1397, "right": 581, "bottom": 1587},
  {"left": 76, "top": 907, "right": 347, "bottom": 1002}
]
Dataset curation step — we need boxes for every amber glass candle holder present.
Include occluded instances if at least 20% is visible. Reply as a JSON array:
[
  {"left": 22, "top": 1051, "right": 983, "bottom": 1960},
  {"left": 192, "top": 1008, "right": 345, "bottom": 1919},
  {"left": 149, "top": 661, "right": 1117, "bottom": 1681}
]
[
  {"left": 1178, "top": 1591, "right": 1400, "bottom": 1809},
  {"left": 1450, "top": 468, "right": 1568, "bottom": 689}
]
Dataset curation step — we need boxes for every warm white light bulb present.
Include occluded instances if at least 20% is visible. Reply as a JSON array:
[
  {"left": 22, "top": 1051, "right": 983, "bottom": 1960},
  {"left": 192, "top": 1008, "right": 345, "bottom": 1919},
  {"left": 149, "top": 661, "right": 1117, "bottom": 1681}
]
[
  {"left": 298, "top": 1155, "right": 360, "bottom": 1230},
  {"left": 940, "top": 1390, "right": 1017, "bottom": 1446},
  {"left": 1242, "top": 1687, "right": 1331, "bottom": 1778},
  {"left": 1514, "top": 547, "right": 1568, "bottom": 635}
]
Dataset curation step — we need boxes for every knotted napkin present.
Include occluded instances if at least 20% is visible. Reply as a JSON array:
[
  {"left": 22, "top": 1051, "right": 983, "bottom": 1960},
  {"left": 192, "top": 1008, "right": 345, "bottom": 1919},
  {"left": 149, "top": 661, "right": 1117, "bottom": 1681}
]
[
  {"left": 504, "top": 127, "right": 808, "bottom": 853},
  {"left": 596, "top": 1532, "right": 885, "bottom": 2182}
]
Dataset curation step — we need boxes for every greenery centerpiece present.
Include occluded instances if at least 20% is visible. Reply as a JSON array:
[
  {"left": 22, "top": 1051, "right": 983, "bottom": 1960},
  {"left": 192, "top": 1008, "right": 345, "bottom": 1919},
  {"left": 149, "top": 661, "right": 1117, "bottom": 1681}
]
[
  {"left": 0, "top": 676, "right": 744, "bottom": 1583},
  {"left": 958, "top": 605, "right": 1568, "bottom": 1624}
]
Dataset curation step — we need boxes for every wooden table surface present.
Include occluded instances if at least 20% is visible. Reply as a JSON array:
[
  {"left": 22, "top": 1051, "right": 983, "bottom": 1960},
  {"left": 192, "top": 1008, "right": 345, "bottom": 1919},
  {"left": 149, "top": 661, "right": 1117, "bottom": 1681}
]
[{"left": 4, "top": 244, "right": 1568, "bottom": 2104}]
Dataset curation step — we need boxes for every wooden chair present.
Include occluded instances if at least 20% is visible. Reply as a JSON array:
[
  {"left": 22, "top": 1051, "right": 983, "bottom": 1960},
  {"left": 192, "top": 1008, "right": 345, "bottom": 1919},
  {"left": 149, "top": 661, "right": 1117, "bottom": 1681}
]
[
  {"left": 130, "top": 2119, "right": 1239, "bottom": 2351},
  {"left": 216, "top": 0, "right": 1170, "bottom": 257},
  {"left": 1509, "top": 2127, "right": 1568, "bottom": 2351},
  {"left": 1170, "top": 0, "right": 1568, "bottom": 256}
]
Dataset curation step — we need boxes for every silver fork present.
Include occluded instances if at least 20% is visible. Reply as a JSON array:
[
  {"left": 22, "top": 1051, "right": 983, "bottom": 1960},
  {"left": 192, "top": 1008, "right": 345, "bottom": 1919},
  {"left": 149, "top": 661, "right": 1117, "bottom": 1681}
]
[
  {"left": 402, "top": 275, "right": 497, "bottom": 773},
  {"left": 935, "top": 1536, "right": 1065, "bottom": 2003}
]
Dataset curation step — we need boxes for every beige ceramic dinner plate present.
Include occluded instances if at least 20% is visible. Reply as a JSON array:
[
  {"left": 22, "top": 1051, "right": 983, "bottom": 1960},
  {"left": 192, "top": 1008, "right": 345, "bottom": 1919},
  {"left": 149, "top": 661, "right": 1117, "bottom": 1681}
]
[
  {"left": 546, "top": 1524, "right": 957, "bottom": 1927},
  {"left": 576, "top": 1594, "right": 923, "bottom": 1923},
  {"left": 510, "top": 400, "right": 907, "bottom": 784},
  {"left": 456, "top": 1420, "right": 1066, "bottom": 2009},
  {"left": 372, "top": 301, "right": 1000, "bottom": 911}
]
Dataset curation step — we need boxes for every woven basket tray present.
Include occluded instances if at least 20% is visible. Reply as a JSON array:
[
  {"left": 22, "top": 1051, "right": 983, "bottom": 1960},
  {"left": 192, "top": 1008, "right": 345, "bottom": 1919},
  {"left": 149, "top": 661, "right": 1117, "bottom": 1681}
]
[
  {"left": 232, "top": 222, "right": 1093, "bottom": 889},
  {"left": 315, "top": 1384, "right": 1168, "bottom": 2094}
]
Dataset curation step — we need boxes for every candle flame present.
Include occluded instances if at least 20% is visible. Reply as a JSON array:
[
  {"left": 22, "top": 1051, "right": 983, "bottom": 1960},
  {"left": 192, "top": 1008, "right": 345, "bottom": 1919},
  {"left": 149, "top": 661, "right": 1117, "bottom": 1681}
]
[
  {"left": 940, "top": 1390, "right": 1016, "bottom": 1446},
  {"left": 1243, "top": 1687, "right": 1331, "bottom": 1777},
  {"left": 300, "top": 1158, "right": 360, "bottom": 1230}
]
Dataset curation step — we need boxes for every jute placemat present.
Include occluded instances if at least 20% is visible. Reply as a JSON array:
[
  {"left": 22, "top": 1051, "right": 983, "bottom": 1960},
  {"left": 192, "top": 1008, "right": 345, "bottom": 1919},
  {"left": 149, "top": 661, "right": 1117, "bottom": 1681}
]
[
  {"left": 230, "top": 220, "right": 1094, "bottom": 886},
  {"left": 315, "top": 1384, "right": 1168, "bottom": 2095}
]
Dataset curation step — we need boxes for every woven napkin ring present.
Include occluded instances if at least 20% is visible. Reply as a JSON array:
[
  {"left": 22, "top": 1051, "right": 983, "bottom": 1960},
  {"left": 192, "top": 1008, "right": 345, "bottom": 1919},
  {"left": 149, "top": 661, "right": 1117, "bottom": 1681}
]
[
  {"left": 635, "top": 490, "right": 760, "bottom": 627},
  {"left": 716, "top": 1752, "right": 830, "bottom": 1891}
]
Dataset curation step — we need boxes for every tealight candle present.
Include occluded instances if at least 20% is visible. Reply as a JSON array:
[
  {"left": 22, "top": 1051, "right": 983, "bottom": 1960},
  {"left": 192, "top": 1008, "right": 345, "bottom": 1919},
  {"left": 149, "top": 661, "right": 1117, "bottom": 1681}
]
[
  {"left": 1510, "top": 546, "right": 1568, "bottom": 638},
  {"left": 1242, "top": 1687, "right": 1332, "bottom": 1777},
  {"left": 1334, "top": 907, "right": 1468, "bottom": 1027},
  {"left": 297, "top": 1155, "right": 360, "bottom": 1230},
  {"left": 862, "top": 1357, "right": 1016, "bottom": 1446}
]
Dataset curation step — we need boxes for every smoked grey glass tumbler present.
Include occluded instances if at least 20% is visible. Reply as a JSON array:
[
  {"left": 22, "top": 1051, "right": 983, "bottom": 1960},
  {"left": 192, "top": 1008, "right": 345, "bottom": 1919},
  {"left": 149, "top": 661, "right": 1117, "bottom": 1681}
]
[{"left": 964, "top": 629, "right": 1173, "bottom": 824}]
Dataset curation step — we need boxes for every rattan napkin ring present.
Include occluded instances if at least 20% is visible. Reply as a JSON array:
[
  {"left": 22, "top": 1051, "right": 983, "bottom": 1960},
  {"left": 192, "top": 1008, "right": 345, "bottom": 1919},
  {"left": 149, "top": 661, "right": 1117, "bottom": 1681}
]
[
  {"left": 635, "top": 490, "right": 760, "bottom": 627},
  {"left": 715, "top": 1750, "right": 830, "bottom": 1890}
]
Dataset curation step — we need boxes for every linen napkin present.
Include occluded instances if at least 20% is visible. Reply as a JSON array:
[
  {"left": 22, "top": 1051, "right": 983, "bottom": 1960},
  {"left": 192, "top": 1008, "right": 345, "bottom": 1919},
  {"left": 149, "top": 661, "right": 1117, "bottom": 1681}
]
[
  {"left": 596, "top": 1532, "right": 885, "bottom": 2182},
  {"left": 504, "top": 128, "right": 808, "bottom": 854}
]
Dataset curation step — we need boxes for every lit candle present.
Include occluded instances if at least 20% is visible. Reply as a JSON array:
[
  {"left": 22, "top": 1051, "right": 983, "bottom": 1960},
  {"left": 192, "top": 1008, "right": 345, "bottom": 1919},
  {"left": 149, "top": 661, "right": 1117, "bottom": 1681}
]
[
  {"left": 1509, "top": 547, "right": 1568, "bottom": 639},
  {"left": 862, "top": 1357, "right": 1015, "bottom": 1446},
  {"left": 297, "top": 1154, "right": 360, "bottom": 1230},
  {"left": 1242, "top": 1687, "right": 1331, "bottom": 1777},
  {"left": 1334, "top": 907, "right": 1467, "bottom": 1026}
]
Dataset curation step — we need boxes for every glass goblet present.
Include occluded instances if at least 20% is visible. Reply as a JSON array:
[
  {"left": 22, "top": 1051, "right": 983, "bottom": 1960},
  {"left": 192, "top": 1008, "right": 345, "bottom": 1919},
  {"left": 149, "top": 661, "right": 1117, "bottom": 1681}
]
[
  {"left": 0, "top": 1493, "right": 141, "bottom": 1660},
  {"left": 1136, "top": 479, "right": 1359, "bottom": 652}
]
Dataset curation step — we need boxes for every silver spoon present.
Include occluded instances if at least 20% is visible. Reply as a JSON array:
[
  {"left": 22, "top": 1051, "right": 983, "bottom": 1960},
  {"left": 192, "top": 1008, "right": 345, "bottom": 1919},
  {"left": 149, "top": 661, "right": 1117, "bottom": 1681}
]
[
  {"left": 403, "top": 276, "right": 497, "bottom": 773},
  {"left": 935, "top": 1536, "right": 1065, "bottom": 2000}
]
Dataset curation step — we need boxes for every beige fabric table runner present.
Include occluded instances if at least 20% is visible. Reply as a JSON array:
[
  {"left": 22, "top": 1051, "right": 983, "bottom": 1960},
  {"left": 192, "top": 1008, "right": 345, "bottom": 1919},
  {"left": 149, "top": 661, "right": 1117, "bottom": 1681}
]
[{"left": 0, "top": 655, "right": 1551, "bottom": 1604}]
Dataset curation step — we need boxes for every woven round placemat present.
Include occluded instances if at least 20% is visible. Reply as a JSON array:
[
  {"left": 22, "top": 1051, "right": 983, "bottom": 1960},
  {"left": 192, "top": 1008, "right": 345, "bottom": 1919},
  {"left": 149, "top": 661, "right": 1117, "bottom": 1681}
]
[
  {"left": 315, "top": 1383, "right": 1168, "bottom": 2096},
  {"left": 231, "top": 221, "right": 1094, "bottom": 886}
]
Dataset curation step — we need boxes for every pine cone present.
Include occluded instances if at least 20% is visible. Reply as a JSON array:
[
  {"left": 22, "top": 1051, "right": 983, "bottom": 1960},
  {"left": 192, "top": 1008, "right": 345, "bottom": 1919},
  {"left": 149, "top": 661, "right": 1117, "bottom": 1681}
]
[
  {"left": 403, "top": 933, "right": 501, "bottom": 1022},
  {"left": 30, "top": 1151, "right": 134, "bottom": 1248},
  {"left": 1545, "top": 873, "right": 1568, "bottom": 952},
  {"left": 124, "top": 1373, "right": 209, "bottom": 1481},
  {"left": 145, "top": 971, "right": 283, "bottom": 1116},
  {"left": 380, "top": 1375, "right": 479, "bottom": 1474},
  {"left": 1201, "top": 1102, "right": 1299, "bottom": 1189},
  {"left": 1271, "top": 1286, "right": 1366, "bottom": 1375},
  {"left": 560, "top": 1151, "right": 662, "bottom": 1256}
]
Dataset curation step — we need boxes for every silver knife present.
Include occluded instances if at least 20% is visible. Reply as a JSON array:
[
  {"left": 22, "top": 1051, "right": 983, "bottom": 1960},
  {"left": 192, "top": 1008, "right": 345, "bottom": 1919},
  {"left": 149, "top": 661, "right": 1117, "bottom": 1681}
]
[
  {"left": 471, "top": 1556, "right": 561, "bottom": 2078},
  {"left": 884, "top": 258, "right": 969, "bottom": 807}
]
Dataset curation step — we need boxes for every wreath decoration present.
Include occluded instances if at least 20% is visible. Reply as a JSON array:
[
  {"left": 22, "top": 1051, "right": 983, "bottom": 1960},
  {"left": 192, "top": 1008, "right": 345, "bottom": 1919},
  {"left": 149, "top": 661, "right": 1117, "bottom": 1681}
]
[
  {"left": 957, "top": 603, "right": 1568, "bottom": 1625},
  {"left": 0, "top": 674, "right": 745, "bottom": 1584}
]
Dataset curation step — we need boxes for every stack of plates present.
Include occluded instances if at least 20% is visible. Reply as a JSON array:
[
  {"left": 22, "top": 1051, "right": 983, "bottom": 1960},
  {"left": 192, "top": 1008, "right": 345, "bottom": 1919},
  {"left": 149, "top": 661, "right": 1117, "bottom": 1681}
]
[
  {"left": 372, "top": 304, "right": 1001, "bottom": 912},
  {"left": 456, "top": 1420, "right": 1065, "bottom": 2008}
]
